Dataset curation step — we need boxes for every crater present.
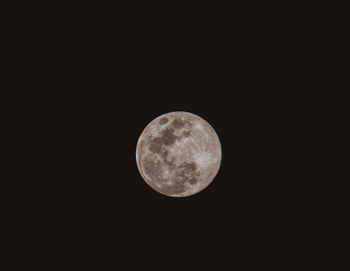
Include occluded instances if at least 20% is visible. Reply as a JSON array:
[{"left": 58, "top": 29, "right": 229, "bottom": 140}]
[
  {"left": 159, "top": 117, "right": 168, "bottom": 125},
  {"left": 162, "top": 127, "right": 176, "bottom": 145}
]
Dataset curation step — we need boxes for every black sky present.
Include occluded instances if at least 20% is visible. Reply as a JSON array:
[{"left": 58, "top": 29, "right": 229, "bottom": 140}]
[{"left": 3, "top": 5, "right": 317, "bottom": 267}]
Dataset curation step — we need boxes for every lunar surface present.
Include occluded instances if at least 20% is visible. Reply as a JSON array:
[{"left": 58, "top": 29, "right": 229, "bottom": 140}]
[{"left": 136, "top": 112, "right": 221, "bottom": 197}]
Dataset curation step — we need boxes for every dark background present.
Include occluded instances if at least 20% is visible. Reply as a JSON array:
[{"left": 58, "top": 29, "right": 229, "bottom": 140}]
[{"left": 3, "top": 4, "right": 322, "bottom": 268}]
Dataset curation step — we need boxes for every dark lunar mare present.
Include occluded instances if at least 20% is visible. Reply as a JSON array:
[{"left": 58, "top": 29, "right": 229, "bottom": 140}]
[
  {"left": 142, "top": 155, "right": 198, "bottom": 195},
  {"left": 142, "top": 115, "right": 208, "bottom": 195},
  {"left": 182, "top": 130, "right": 191, "bottom": 137},
  {"left": 179, "top": 161, "right": 197, "bottom": 172},
  {"left": 189, "top": 178, "right": 198, "bottom": 185},
  {"left": 149, "top": 137, "right": 163, "bottom": 153},
  {"left": 171, "top": 118, "right": 185, "bottom": 129},
  {"left": 162, "top": 127, "right": 177, "bottom": 145},
  {"left": 159, "top": 117, "right": 168, "bottom": 125},
  {"left": 175, "top": 161, "right": 198, "bottom": 188}
]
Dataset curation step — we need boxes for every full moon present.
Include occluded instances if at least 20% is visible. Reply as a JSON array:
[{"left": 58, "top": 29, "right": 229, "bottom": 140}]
[{"left": 136, "top": 111, "right": 222, "bottom": 197}]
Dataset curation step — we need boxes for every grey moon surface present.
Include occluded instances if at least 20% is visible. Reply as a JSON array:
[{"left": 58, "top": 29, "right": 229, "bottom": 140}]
[{"left": 136, "top": 111, "right": 222, "bottom": 197}]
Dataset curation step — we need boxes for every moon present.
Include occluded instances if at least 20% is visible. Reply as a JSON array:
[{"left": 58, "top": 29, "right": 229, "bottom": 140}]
[{"left": 136, "top": 111, "right": 222, "bottom": 197}]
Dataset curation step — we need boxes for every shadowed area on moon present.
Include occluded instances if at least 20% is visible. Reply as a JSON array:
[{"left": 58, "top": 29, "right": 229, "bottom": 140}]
[{"left": 137, "top": 113, "right": 221, "bottom": 197}]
